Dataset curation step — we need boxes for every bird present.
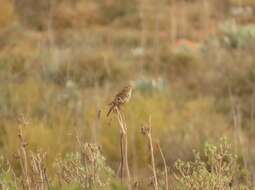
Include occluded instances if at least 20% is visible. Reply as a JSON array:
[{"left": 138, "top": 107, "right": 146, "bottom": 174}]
[{"left": 107, "top": 84, "right": 133, "bottom": 117}]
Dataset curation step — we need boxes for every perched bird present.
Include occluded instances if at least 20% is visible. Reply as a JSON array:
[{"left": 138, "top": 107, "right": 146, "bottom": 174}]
[{"left": 107, "top": 84, "right": 133, "bottom": 117}]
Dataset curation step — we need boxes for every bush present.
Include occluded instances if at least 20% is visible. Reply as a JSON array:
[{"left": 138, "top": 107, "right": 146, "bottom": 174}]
[
  {"left": 0, "top": 156, "right": 17, "bottom": 189},
  {"left": 220, "top": 21, "right": 255, "bottom": 48},
  {"left": 174, "top": 138, "right": 254, "bottom": 190},
  {"left": 14, "top": 0, "right": 53, "bottom": 30},
  {"left": 54, "top": 143, "right": 114, "bottom": 189},
  {"left": 97, "top": 0, "right": 138, "bottom": 25},
  {"left": 43, "top": 53, "right": 133, "bottom": 87}
]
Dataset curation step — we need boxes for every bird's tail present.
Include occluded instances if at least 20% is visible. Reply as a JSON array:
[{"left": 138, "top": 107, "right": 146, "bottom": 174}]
[{"left": 107, "top": 104, "right": 115, "bottom": 117}]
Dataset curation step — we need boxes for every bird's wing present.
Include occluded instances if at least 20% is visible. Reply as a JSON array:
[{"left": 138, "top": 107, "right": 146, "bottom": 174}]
[
  {"left": 107, "top": 104, "right": 115, "bottom": 117},
  {"left": 115, "top": 90, "right": 125, "bottom": 98}
]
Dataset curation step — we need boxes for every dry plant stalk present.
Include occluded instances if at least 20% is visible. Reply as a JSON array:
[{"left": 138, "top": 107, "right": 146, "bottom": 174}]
[
  {"left": 156, "top": 143, "right": 169, "bottom": 190},
  {"left": 116, "top": 107, "right": 131, "bottom": 190},
  {"left": 141, "top": 118, "right": 159, "bottom": 190},
  {"left": 30, "top": 152, "right": 50, "bottom": 190},
  {"left": 17, "top": 122, "right": 31, "bottom": 190},
  {"left": 17, "top": 116, "right": 49, "bottom": 190}
]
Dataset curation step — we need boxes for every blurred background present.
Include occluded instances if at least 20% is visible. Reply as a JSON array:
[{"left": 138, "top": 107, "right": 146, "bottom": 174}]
[{"left": 1, "top": 0, "right": 255, "bottom": 183}]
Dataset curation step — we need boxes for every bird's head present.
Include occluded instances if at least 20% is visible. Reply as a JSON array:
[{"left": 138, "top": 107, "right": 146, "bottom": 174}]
[
  {"left": 125, "top": 83, "right": 134, "bottom": 92},
  {"left": 127, "top": 81, "right": 135, "bottom": 90}
]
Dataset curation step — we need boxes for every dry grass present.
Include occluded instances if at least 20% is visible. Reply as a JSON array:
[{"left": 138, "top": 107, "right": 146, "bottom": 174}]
[
  {"left": 1, "top": 0, "right": 255, "bottom": 189},
  {"left": 0, "top": 114, "right": 253, "bottom": 190}
]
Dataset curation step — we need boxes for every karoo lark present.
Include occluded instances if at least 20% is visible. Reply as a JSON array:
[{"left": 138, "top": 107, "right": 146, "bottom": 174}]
[{"left": 107, "top": 84, "right": 133, "bottom": 117}]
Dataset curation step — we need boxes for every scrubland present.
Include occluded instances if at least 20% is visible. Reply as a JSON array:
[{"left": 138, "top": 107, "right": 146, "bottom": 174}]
[{"left": 1, "top": 0, "right": 255, "bottom": 189}]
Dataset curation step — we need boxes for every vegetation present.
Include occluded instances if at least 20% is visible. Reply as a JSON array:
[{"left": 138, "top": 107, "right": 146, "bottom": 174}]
[{"left": 1, "top": 0, "right": 255, "bottom": 189}]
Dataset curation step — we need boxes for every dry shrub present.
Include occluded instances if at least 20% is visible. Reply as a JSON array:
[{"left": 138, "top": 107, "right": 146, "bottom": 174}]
[
  {"left": 159, "top": 97, "right": 236, "bottom": 164},
  {"left": 44, "top": 53, "right": 132, "bottom": 87},
  {"left": 0, "top": 0, "right": 16, "bottom": 28},
  {"left": 97, "top": 0, "right": 138, "bottom": 25},
  {"left": 54, "top": 0, "right": 139, "bottom": 27},
  {"left": 199, "top": 48, "right": 255, "bottom": 124},
  {"left": 53, "top": 1, "right": 101, "bottom": 29},
  {"left": 145, "top": 50, "right": 204, "bottom": 90},
  {"left": 229, "top": 0, "right": 255, "bottom": 6},
  {"left": 162, "top": 52, "right": 200, "bottom": 76},
  {"left": 14, "top": 0, "right": 138, "bottom": 30},
  {"left": 14, "top": 0, "right": 54, "bottom": 30}
]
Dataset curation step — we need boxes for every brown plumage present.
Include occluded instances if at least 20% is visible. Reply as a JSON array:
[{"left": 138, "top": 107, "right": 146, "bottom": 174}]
[{"left": 107, "top": 84, "right": 133, "bottom": 117}]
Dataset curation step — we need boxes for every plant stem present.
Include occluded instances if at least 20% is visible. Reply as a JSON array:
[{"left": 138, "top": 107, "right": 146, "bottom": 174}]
[
  {"left": 116, "top": 108, "right": 131, "bottom": 190},
  {"left": 157, "top": 143, "right": 169, "bottom": 190}
]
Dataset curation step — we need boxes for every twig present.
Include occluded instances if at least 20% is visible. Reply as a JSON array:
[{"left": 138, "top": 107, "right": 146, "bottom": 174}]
[
  {"left": 141, "top": 117, "right": 159, "bottom": 190},
  {"left": 157, "top": 143, "right": 169, "bottom": 190}
]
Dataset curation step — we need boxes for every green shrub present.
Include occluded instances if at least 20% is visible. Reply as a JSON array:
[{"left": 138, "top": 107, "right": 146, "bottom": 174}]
[
  {"left": 220, "top": 21, "right": 255, "bottom": 48},
  {"left": 54, "top": 143, "right": 114, "bottom": 190},
  {"left": 0, "top": 156, "right": 17, "bottom": 190},
  {"left": 174, "top": 138, "right": 254, "bottom": 190}
]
